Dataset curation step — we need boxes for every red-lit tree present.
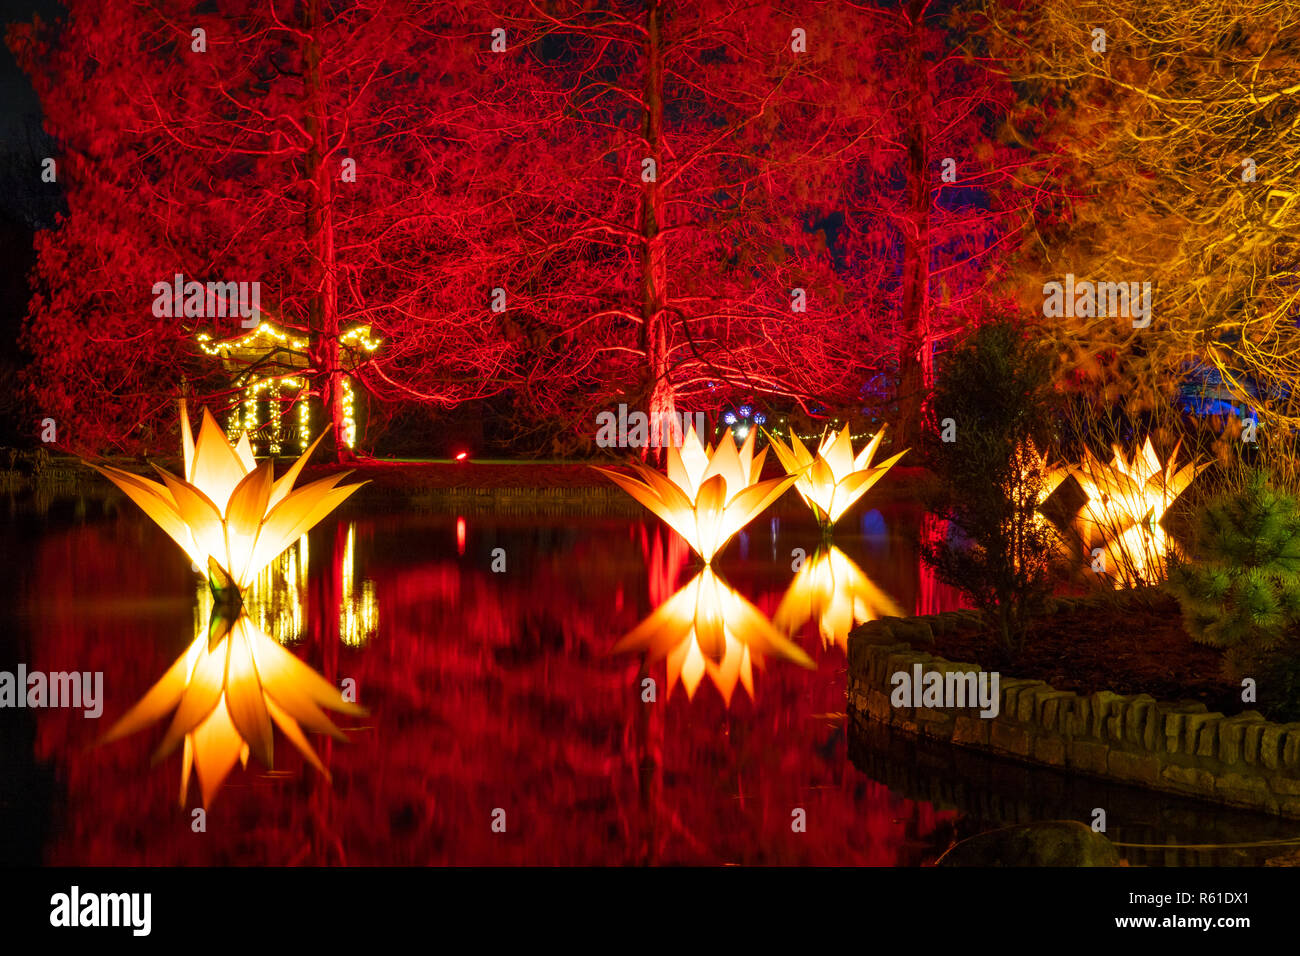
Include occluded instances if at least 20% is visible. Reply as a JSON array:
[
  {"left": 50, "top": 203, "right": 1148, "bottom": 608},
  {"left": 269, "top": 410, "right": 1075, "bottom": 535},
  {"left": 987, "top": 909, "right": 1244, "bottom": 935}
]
[
  {"left": 465, "top": 0, "right": 898, "bottom": 452},
  {"left": 830, "top": 0, "right": 1063, "bottom": 446},
  {"left": 11, "top": 0, "right": 1051, "bottom": 457},
  {"left": 459, "top": 0, "right": 1051, "bottom": 452},
  {"left": 9, "top": 0, "right": 519, "bottom": 457}
]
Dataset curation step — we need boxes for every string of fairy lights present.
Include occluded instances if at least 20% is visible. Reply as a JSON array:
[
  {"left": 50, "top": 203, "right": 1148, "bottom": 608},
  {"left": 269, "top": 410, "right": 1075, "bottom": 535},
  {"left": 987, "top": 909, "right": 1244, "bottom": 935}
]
[
  {"left": 196, "top": 321, "right": 380, "bottom": 454},
  {"left": 199, "top": 323, "right": 879, "bottom": 455}
]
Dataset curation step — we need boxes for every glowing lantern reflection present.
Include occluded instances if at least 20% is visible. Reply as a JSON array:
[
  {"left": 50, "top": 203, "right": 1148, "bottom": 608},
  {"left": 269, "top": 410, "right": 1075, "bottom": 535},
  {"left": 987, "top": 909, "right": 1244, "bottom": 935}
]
[
  {"left": 596, "top": 425, "right": 795, "bottom": 563},
  {"left": 766, "top": 425, "right": 905, "bottom": 529},
  {"left": 613, "top": 567, "right": 814, "bottom": 705},
  {"left": 90, "top": 404, "right": 366, "bottom": 594},
  {"left": 338, "top": 523, "right": 379, "bottom": 647},
  {"left": 773, "top": 546, "right": 904, "bottom": 653},
  {"left": 195, "top": 535, "right": 309, "bottom": 643},
  {"left": 191, "top": 526, "right": 378, "bottom": 649},
  {"left": 100, "top": 613, "right": 365, "bottom": 807}
]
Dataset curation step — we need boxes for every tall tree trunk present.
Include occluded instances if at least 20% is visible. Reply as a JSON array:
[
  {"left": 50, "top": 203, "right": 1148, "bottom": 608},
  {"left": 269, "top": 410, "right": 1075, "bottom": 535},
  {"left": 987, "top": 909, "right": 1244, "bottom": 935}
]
[
  {"left": 304, "top": 0, "right": 349, "bottom": 463},
  {"left": 640, "top": 0, "right": 676, "bottom": 461},
  {"left": 896, "top": 0, "right": 932, "bottom": 449}
]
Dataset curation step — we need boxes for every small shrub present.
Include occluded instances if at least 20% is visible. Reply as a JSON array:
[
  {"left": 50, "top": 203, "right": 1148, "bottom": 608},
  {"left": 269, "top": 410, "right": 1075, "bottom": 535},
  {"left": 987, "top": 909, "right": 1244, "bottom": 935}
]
[
  {"left": 1167, "top": 469, "right": 1300, "bottom": 719},
  {"left": 922, "top": 318, "right": 1060, "bottom": 652}
]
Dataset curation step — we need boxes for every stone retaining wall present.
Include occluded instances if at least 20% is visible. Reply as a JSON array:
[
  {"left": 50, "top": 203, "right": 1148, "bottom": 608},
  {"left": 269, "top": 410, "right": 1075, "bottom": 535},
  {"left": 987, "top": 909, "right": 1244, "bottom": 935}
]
[{"left": 847, "top": 609, "right": 1300, "bottom": 819}]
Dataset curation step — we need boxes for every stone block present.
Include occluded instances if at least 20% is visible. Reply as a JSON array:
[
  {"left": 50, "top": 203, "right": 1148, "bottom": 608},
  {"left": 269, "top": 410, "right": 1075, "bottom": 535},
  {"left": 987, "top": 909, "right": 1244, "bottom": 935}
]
[
  {"left": 1282, "top": 724, "right": 1300, "bottom": 769},
  {"left": 1160, "top": 762, "right": 1214, "bottom": 794},
  {"left": 1159, "top": 702, "right": 1209, "bottom": 754},
  {"left": 1260, "top": 723, "right": 1286, "bottom": 770},
  {"left": 886, "top": 617, "right": 934, "bottom": 646},
  {"left": 991, "top": 721, "right": 1033, "bottom": 757},
  {"left": 1125, "top": 695, "right": 1157, "bottom": 746},
  {"left": 1243, "top": 721, "right": 1266, "bottom": 765},
  {"left": 866, "top": 690, "right": 892, "bottom": 722},
  {"left": 1000, "top": 679, "right": 1045, "bottom": 723},
  {"left": 1214, "top": 771, "right": 1270, "bottom": 801},
  {"left": 1067, "top": 696, "right": 1091, "bottom": 736},
  {"left": 952, "top": 715, "right": 991, "bottom": 748},
  {"left": 1040, "top": 697, "right": 1081, "bottom": 733},
  {"left": 1107, "top": 749, "right": 1161, "bottom": 786},
  {"left": 1185, "top": 712, "right": 1223, "bottom": 756},
  {"left": 1268, "top": 775, "right": 1300, "bottom": 796},
  {"left": 1025, "top": 688, "right": 1072, "bottom": 726},
  {"left": 884, "top": 651, "right": 925, "bottom": 683},
  {"left": 1216, "top": 713, "right": 1264, "bottom": 765},
  {"left": 1270, "top": 794, "right": 1300, "bottom": 818},
  {"left": 915, "top": 706, "right": 955, "bottom": 733},
  {"left": 1032, "top": 734, "right": 1067, "bottom": 766},
  {"left": 847, "top": 621, "right": 908, "bottom": 649},
  {"left": 1068, "top": 739, "right": 1109, "bottom": 774},
  {"left": 1089, "top": 691, "right": 1127, "bottom": 738}
]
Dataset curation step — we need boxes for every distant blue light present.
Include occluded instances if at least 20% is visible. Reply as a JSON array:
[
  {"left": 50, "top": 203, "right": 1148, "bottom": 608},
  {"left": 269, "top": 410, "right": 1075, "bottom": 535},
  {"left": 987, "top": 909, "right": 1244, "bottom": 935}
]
[
  {"left": 739, "top": 405, "right": 752, "bottom": 418},
  {"left": 723, "top": 411, "right": 737, "bottom": 424},
  {"left": 753, "top": 412, "right": 766, "bottom": 424},
  {"left": 860, "top": 509, "right": 887, "bottom": 538}
]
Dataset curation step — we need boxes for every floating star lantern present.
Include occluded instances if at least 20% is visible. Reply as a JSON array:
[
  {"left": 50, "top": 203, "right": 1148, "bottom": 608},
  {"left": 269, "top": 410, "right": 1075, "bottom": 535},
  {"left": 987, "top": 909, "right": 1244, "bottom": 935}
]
[
  {"left": 1069, "top": 438, "right": 1205, "bottom": 585},
  {"left": 596, "top": 425, "right": 795, "bottom": 563},
  {"left": 766, "top": 425, "right": 906, "bottom": 530},
  {"left": 613, "top": 567, "right": 814, "bottom": 705},
  {"left": 91, "top": 404, "right": 365, "bottom": 607},
  {"left": 1071, "top": 438, "right": 1204, "bottom": 532}
]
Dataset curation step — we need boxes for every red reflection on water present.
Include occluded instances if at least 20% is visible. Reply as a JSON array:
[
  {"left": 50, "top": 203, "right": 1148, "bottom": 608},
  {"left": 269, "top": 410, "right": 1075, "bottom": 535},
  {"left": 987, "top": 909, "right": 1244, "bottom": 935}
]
[
  {"left": 17, "top": 508, "right": 959, "bottom": 865},
  {"left": 916, "top": 513, "right": 969, "bottom": 616},
  {"left": 641, "top": 524, "right": 690, "bottom": 605}
]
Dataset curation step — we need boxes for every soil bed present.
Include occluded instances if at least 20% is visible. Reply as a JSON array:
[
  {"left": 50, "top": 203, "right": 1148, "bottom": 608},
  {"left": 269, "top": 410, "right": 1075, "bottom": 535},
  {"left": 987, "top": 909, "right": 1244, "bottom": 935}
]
[{"left": 924, "top": 593, "right": 1241, "bottom": 716}]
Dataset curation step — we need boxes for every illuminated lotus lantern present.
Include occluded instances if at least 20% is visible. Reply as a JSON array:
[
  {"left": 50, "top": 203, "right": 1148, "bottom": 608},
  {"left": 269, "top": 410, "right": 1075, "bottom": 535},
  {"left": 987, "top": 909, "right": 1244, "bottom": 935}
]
[
  {"left": 91, "top": 404, "right": 365, "bottom": 610},
  {"left": 90, "top": 403, "right": 368, "bottom": 804},
  {"left": 1070, "top": 438, "right": 1205, "bottom": 584},
  {"left": 1026, "top": 441, "right": 1070, "bottom": 506},
  {"left": 1021, "top": 440, "right": 1071, "bottom": 540},
  {"left": 101, "top": 613, "right": 365, "bottom": 806},
  {"left": 596, "top": 425, "right": 796, "bottom": 563},
  {"left": 1073, "top": 438, "right": 1202, "bottom": 528},
  {"left": 766, "top": 425, "right": 906, "bottom": 530},
  {"left": 614, "top": 567, "right": 814, "bottom": 705},
  {"left": 773, "top": 546, "right": 904, "bottom": 653}
]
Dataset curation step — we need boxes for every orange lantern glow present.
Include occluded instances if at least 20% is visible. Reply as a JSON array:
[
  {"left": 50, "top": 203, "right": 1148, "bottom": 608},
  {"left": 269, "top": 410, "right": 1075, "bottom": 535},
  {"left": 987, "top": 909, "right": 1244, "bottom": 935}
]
[
  {"left": 90, "top": 404, "right": 366, "bottom": 593},
  {"left": 596, "top": 425, "right": 795, "bottom": 563},
  {"left": 766, "top": 425, "right": 906, "bottom": 529},
  {"left": 613, "top": 567, "right": 814, "bottom": 705},
  {"left": 92, "top": 404, "right": 371, "bottom": 805},
  {"left": 100, "top": 613, "right": 365, "bottom": 807},
  {"left": 1069, "top": 438, "right": 1205, "bottom": 584},
  {"left": 773, "top": 546, "right": 904, "bottom": 653}
]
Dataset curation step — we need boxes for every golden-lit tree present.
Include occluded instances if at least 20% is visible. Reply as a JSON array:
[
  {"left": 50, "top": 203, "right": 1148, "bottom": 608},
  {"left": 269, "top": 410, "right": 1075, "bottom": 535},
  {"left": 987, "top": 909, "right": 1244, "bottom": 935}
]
[{"left": 977, "top": 0, "right": 1300, "bottom": 432}]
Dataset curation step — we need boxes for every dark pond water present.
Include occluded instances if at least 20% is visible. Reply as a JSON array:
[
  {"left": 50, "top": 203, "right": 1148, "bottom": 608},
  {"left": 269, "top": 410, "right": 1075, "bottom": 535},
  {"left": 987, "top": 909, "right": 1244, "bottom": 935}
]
[{"left": 1, "top": 494, "right": 1296, "bottom": 865}]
